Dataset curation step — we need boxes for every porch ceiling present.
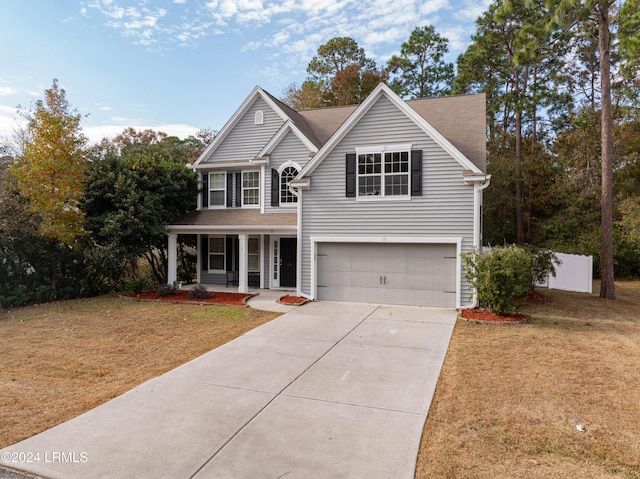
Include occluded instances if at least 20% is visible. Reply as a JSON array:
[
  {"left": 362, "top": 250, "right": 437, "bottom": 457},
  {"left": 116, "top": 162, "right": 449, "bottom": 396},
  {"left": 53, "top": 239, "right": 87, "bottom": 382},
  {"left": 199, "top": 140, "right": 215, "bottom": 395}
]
[{"left": 168, "top": 209, "right": 297, "bottom": 234}]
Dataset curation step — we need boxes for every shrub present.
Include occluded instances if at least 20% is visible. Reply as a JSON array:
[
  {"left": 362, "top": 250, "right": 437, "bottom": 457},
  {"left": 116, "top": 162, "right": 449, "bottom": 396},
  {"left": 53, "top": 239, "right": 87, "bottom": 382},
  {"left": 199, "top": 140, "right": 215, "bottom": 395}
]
[
  {"left": 462, "top": 245, "right": 534, "bottom": 316},
  {"left": 156, "top": 284, "right": 178, "bottom": 297},
  {"left": 187, "top": 285, "right": 212, "bottom": 300},
  {"left": 528, "top": 247, "right": 561, "bottom": 292}
]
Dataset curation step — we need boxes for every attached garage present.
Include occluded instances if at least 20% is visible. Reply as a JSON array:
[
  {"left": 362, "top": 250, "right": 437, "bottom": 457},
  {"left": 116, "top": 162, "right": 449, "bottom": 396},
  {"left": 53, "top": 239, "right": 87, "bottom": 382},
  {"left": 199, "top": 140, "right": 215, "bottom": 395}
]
[{"left": 316, "top": 242, "right": 458, "bottom": 307}]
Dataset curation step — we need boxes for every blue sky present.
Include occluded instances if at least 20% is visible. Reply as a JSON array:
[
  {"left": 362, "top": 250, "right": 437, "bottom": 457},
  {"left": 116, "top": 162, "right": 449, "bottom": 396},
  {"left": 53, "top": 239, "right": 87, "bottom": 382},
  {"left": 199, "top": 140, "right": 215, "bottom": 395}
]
[{"left": 0, "top": 0, "right": 490, "bottom": 144}]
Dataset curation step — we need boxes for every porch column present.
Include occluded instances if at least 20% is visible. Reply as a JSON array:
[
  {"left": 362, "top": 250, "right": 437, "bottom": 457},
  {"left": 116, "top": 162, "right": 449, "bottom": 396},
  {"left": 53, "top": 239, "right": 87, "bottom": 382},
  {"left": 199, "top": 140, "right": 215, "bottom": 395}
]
[
  {"left": 238, "top": 234, "right": 248, "bottom": 293},
  {"left": 167, "top": 233, "right": 178, "bottom": 285}
]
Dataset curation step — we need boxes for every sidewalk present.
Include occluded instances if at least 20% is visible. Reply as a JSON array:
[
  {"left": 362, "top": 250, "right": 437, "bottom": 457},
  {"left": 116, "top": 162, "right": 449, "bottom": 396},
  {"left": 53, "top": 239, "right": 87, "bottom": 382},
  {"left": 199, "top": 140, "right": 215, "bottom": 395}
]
[{"left": 1, "top": 301, "right": 456, "bottom": 479}]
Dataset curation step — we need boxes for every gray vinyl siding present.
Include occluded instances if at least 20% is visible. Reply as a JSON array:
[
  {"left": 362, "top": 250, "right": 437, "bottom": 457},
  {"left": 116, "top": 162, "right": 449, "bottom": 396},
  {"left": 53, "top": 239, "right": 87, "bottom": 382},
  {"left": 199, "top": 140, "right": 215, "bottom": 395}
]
[
  {"left": 300, "top": 95, "right": 477, "bottom": 305},
  {"left": 205, "top": 97, "right": 284, "bottom": 162},
  {"left": 265, "top": 131, "right": 310, "bottom": 213}
]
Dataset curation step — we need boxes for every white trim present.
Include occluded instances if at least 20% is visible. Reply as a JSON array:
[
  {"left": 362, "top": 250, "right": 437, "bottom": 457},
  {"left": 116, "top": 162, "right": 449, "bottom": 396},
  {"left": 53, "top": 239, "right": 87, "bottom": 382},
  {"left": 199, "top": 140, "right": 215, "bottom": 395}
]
[
  {"left": 279, "top": 162, "right": 301, "bottom": 206},
  {"left": 259, "top": 121, "right": 318, "bottom": 158},
  {"left": 205, "top": 171, "right": 227, "bottom": 209},
  {"left": 277, "top": 160, "right": 303, "bottom": 174},
  {"left": 355, "top": 143, "right": 413, "bottom": 155},
  {"left": 309, "top": 236, "right": 463, "bottom": 308},
  {"left": 207, "top": 235, "right": 227, "bottom": 274},
  {"left": 260, "top": 165, "right": 265, "bottom": 214},
  {"left": 168, "top": 225, "right": 296, "bottom": 235}
]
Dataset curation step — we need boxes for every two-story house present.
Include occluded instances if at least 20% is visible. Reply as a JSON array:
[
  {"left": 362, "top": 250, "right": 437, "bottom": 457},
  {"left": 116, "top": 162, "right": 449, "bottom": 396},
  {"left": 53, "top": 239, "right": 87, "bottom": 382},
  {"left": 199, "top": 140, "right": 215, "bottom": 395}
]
[{"left": 167, "top": 83, "right": 489, "bottom": 308}]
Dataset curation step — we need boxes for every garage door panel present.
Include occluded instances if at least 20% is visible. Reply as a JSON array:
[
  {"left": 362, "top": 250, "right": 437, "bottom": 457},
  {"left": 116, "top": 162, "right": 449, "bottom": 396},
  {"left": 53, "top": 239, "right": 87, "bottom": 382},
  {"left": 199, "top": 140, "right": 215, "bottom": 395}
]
[
  {"left": 384, "top": 272, "right": 456, "bottom": 291},
  {"left": 316, "top": 243, "right": 457, "bottom": 307}
]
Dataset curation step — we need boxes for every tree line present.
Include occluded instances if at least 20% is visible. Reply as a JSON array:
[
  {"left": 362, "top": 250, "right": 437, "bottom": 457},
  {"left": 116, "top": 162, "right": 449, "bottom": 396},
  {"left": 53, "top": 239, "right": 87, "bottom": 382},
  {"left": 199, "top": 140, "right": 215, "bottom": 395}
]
[{"left": 1, "top": 0, "right": 639, "bottom": 307}]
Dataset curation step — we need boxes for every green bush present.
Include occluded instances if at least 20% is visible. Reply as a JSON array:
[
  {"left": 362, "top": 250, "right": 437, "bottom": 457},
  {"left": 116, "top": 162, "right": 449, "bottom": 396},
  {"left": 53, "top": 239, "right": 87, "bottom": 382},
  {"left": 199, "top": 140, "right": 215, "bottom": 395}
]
[
  {"left": 528, "top": 247, "right": 561, "bottom": 291},
  {"left": 462, "top": 245, "right": 534, "bottom": 316}
]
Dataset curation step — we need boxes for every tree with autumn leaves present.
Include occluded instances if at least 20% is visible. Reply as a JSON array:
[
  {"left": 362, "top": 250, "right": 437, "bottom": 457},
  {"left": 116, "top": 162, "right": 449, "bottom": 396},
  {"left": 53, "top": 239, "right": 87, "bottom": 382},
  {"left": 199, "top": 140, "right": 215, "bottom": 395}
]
[{"left": 13, "top": 79, "right": 88, "bottom": 244}]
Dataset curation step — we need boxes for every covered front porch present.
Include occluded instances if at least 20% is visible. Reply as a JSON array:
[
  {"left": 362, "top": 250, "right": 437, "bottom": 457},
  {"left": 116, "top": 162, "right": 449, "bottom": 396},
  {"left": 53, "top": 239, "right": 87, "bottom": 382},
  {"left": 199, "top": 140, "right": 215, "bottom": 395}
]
[{"left": 167, "top": 209, "right": 298, "bottom": 294}]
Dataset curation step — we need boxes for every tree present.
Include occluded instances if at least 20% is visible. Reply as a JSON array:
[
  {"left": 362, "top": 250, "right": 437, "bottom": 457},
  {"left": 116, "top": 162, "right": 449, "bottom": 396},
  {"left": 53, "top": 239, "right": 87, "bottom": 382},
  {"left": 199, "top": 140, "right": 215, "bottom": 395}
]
[
  {"left": 329, "top": 64, "right": 388, "bottom": 106},
  {"left": 387, "top": 25, "right": 454, "bottom": 98},
  {"left": 455, "top": 0, "right": 565, "bottom": 245},
  {"left": 282, "top": 37, "right": 385, "bottom": 109},
  {"left": 82, "top": 132, "right": 198, "bottom": 284},
  {"left": 307, "top": 37, "right": 377, "bottom": 85},
  {"left": 538, "top": 0, "right": 618, "bottom": 298},
  {"left": 12, "top": 79, "right": 88, "bottom": 244}
]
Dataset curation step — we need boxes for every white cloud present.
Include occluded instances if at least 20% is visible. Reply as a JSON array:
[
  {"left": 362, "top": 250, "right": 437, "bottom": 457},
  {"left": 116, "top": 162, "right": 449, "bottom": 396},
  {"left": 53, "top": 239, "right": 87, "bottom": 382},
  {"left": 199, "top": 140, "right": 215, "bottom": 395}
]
[
  {"left": 88, "top": 0, "right": 475, "bottom": 67},
  {"left": 0, "top": 86, "right": 18, "bottom": 96}
]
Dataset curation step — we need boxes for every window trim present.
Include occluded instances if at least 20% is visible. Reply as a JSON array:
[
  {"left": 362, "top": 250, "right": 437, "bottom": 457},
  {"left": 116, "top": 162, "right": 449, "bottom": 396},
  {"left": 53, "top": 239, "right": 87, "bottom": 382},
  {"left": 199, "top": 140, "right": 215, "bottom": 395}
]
[
  {"left": 208, "top": 235, "right": 226, "bottom": 273},
  {"left": 279, "top": 165, "right": 299, "bottom": 205},
  {"left": 355, "top": 144, "right": 413, "bottom": 200},
  {"left": 241, "top": 170, "right": 261, "bottom": 208},
  {"left": 207, "top": 172, "right": 227, "bottom": 209}
]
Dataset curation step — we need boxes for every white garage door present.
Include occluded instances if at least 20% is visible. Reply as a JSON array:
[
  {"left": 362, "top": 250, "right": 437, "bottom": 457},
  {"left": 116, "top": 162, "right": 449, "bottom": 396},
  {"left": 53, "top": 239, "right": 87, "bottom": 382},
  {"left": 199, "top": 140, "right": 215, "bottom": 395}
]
[{"left": 316, "top": 243, "right": 457, "bottom": 307}]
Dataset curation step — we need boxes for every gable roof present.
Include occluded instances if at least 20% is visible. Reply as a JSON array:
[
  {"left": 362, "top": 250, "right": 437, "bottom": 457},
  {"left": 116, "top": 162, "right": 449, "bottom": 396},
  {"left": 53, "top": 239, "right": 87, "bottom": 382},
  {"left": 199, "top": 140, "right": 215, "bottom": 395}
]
[
  {"left": 407, "top": 94, "right": 486, "bottom": 171},
  {"left": 192, "top": 84, "right": 486, "bottom": 174},
  {"left": 298, "top": 83, "right": 486, "bottom": 179},
  {"left": 192, "top": 86, "right": 293, "bottom": 167}
]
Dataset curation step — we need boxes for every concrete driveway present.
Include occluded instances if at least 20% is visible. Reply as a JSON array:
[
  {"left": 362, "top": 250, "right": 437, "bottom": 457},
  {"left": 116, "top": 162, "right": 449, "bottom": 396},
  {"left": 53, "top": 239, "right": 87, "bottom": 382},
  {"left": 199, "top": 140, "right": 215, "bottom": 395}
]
[{"left": 0, "top": 301, "right": 456, "bottom": 479}]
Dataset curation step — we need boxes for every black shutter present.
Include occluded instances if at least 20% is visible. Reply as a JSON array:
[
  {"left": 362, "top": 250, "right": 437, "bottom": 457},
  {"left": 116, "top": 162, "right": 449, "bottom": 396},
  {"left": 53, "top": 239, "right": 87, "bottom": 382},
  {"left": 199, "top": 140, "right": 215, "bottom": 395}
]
[
  {"left": 346, "top": 153, "right": 356, "bottom": 197},
  {"left": 201, "top": 235, "right": 209, "bottom": 271},
  {"left": 226, "top": 236, "right": 233, "bottom": 272},
  {"left": 235, "top": 172, "right": 242, "bottom": 207},
  {"left": 411, "top": 150, "right": 423, "bottom": 196},
  {"left": 201, "top": 173, "right": 209, "bottom": 208},
  {"left": 226, "top": 173, "right": 233, "bottom": 207},
  {"left": 271, "top": 168, "right": 280, "bottom": 206}
]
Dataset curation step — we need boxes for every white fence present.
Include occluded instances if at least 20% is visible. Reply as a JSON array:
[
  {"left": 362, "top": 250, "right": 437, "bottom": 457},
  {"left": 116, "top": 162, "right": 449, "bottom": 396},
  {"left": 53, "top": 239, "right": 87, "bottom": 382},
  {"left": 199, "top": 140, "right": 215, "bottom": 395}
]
[{"left": 539, "top": 252, "right": 593, "bottom": 294}]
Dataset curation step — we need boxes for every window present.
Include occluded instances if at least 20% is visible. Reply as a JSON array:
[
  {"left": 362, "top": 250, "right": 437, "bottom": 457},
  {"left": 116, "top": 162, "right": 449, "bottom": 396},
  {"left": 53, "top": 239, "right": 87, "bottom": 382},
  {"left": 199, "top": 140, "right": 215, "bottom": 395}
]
[
  {"left": 357, "top": 149, "right": 409, "bottom": 197},
  {"left": 280, "top": 166, "right": 298, "bottom": 204},
  {"left": 208, "top": 172, "right": 226, "bottom": 207},
  {"left": 242, "top": 171, "right": 260, "bottom": 206},
  {"left": 208, "top": 236, "right": 225, "bottom": 271},
  {"left": 248, "top": 236, "right": 260, "bottom": 271},
  {"left": 255, "top": 110, "right": 264, "bottom": 125}
]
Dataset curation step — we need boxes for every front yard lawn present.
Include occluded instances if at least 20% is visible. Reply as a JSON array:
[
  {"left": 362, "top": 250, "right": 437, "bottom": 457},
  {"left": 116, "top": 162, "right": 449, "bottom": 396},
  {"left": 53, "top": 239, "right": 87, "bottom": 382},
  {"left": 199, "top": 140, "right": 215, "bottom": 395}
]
[
  {"left": 0, "top": 296, "right": 279, "bottom": 448},
  {"left": 416, "top": 281, "right": 640, "bottom": 478}
]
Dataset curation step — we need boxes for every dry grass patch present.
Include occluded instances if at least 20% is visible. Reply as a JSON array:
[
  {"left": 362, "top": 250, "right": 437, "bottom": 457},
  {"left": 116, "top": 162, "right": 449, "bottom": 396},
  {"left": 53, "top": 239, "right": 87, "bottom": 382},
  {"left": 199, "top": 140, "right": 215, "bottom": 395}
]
[
  {"left": 417, "top": 281, "right": 640, "bottom": 479},
  {"left": 0, "top": 295, "right": 279, "bottom": 449}
]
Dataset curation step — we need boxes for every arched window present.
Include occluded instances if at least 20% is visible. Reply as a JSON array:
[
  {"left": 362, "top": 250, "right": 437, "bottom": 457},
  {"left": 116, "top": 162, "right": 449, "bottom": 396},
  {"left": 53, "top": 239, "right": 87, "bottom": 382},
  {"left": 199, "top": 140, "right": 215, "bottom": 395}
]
[
  {"left": 255, "top": 110, "right": 264, "bottom": 125},
  {"left": 280, "top": 166, "right": 298, "bottom": 204}
]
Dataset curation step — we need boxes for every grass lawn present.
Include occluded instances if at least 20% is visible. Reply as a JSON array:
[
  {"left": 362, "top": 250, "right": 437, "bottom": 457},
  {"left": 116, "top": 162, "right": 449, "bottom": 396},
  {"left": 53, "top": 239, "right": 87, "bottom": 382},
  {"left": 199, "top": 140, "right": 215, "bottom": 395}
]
[
  {"left": 0, "top": 295, "right": 279, "bottom": 449},
  {"left": 416, "top": 281, "right": 640, "bottom": 478}
]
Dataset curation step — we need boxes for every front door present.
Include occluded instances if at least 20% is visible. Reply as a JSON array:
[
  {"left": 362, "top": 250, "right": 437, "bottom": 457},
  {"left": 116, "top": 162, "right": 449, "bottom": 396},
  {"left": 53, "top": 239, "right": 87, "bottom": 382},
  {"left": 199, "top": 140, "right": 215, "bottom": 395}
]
[{"left": 280, "top": 238, "right": 297, "bottom": 287}]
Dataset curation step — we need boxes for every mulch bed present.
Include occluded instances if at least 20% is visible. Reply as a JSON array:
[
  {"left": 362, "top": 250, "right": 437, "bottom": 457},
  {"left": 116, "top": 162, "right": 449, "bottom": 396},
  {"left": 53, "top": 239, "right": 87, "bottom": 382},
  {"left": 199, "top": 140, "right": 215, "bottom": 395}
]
[
  {"left": 459, "top": 291, "right": 547, "bottom": 324},
  {"left": 459, "top": 308, "right": 526, "bottom": 324},
  {"left": 277, "top": 295, "right": 309, "bottom": 306},
  {"left": 123, "top": 290, "right": 255, "bottom": 307}
]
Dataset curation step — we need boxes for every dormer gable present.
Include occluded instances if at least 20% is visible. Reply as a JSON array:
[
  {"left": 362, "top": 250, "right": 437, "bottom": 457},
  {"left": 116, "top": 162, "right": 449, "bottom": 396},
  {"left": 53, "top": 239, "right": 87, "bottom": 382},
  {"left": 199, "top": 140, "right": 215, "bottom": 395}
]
[{"left": 192, "top": 86, "right": 311, "bottom": 169}]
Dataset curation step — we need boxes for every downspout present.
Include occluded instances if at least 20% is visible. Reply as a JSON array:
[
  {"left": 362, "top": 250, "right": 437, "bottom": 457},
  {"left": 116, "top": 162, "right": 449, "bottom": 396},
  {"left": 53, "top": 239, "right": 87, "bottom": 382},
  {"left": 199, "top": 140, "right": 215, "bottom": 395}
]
[
  {"left": 463, "top": 175, "right": 492, "bottom": 309},
  {"left": 289, "top": 180, "right": 312, "bottom": 300}
]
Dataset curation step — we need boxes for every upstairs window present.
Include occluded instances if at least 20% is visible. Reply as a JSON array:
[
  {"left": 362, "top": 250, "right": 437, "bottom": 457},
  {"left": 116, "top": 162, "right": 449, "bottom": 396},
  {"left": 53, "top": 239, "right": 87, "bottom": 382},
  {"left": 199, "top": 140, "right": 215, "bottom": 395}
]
[
  {"left": 357, "top": 150, "right": 409, "bottom": 197},
  {"left": 209, "top": 172, "right": 226, "bottom": 207},
  {"left": 280, "top": 166, "right": 298, "bottom": 204},
  {"left": 346, "top": 146, "right": 421, "bottom": 199},
  {"left": 242, "top": 171, "right": 260, "bottom": 206}
]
